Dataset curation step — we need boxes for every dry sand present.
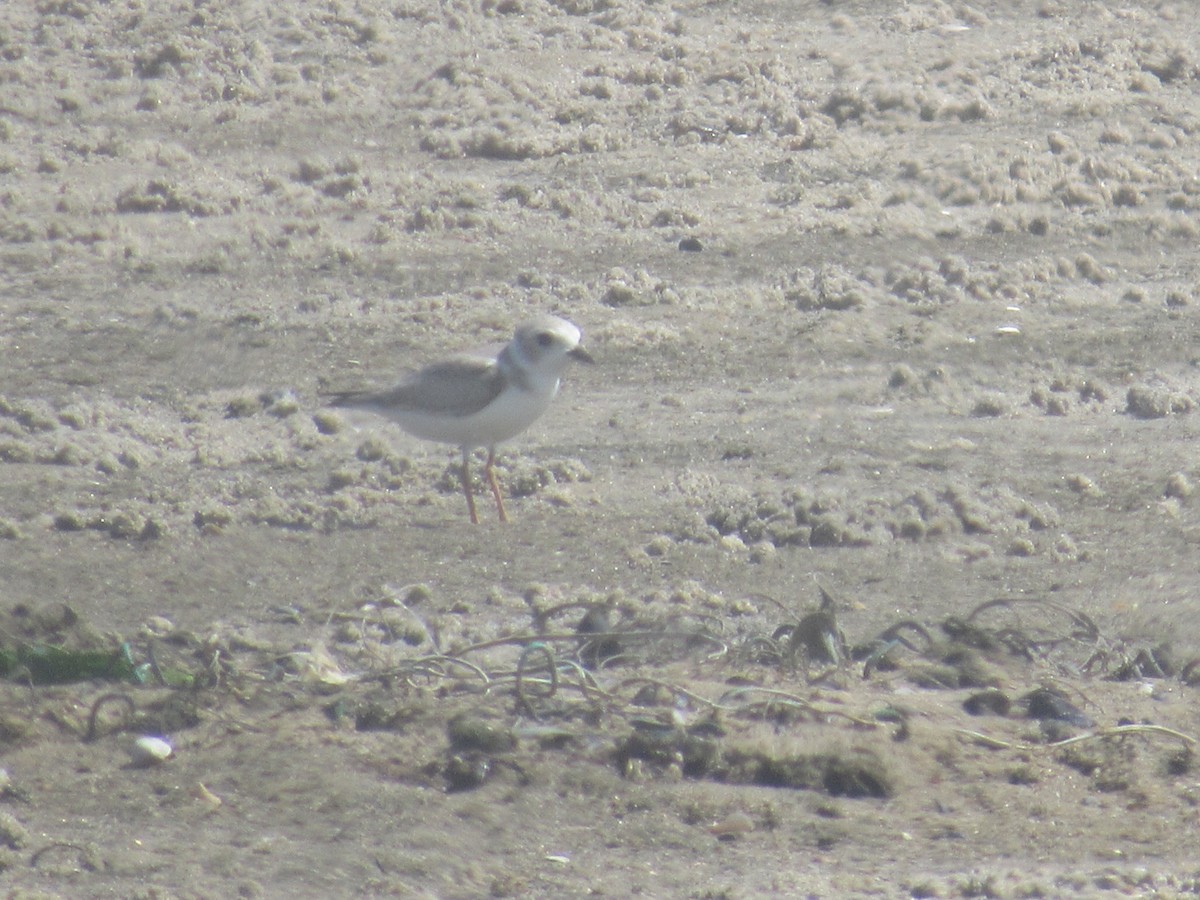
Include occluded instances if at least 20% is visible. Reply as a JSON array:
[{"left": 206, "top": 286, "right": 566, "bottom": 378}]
[{"left": 3, "top": 0, "right": 1200, "bottom": 896}]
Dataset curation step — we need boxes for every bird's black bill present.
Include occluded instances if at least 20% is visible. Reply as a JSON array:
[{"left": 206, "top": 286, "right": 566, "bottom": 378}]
[{"left": 569, "top": 346, "right": 595, "bottom": 364}]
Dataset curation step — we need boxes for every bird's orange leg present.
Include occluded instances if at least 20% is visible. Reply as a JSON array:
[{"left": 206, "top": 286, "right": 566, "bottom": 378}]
[
  {"left": 461, "top": 448, "right": 480, "bottom": 525},
  {"left": 484, "top": 448, "right": 508, "bottom": 523}
]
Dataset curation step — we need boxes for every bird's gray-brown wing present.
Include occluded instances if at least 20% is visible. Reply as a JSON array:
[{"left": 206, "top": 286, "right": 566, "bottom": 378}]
[{"left": 328, "top": 355, "right": 507, "bottom": 418}]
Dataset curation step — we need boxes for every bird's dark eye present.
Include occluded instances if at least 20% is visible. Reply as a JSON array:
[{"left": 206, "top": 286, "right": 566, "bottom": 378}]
[{"left": 536, "top": 332, "right": 554, "bottom": 347}]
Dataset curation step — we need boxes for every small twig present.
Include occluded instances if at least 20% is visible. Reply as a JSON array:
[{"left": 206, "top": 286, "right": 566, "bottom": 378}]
[
  {"left": 452, "top": 630, "right": 727, "bottom": 657},
  {"left": 747, "top": 591, "right": 797, "bottom": 621},
  {"left": 613, "top": 677, "right": 727, "bottom": 711},
  {"left": 956, "top": 723, "right": 1198, "bottom": 752},
  {"left": 530, "top": 600, "right": 618, "bottom": 632},
  {"left": 30, "top": 841, "right": 95, "bottom": 870},
  {"left": 195, "top": 648, "right": 223, "bottom": 690},
  {"left": 551, "top": 658, "right": 612, "bottom": 707},
  {"left": 404, "top": 655, "right": 491, "bottom": 686},
  {"left": 876, "top": 619, "right": 935, "bottom": 652},
  {"left": 736, "top": 635, "right": 784, "bottom": 664},
  {"left": 85, "top": 692, "right": 136, "bottom": 742},
  {"left": 144, "top": 640, "right": 167, "bottom": 687},
  {"left": 955, "top": 728, "right": 1025, "bottom": 750},
  {"left": 718, "top": 686, "right": 879, "bottom": 727},
  {"left": 967, "top": 597, "right": 1102, "bottom": 644},
  {"left": 1050, "top": 723, "right": 1197, "bottom": 748},
  {"left": 861, "top": 639, "right": 902, "bottom": 679},
  {"left": 515, "top": 642, "right": 558, "bottom": 716}
]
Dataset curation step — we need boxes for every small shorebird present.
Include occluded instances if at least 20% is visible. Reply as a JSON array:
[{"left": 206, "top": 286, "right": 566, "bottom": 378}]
[{"left": 327, "top": 315, "right": 593, "bottom": 523}]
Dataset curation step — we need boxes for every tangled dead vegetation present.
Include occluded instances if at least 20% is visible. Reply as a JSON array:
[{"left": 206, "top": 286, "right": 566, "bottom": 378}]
[{"left": 1, "top": 584, "right": 1196, "bottom": 857}]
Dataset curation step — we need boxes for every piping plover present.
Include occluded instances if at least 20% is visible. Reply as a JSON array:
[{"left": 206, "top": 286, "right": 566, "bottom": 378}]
[{"left": 328, "top": 315, "right": 593, "bottom": 524}]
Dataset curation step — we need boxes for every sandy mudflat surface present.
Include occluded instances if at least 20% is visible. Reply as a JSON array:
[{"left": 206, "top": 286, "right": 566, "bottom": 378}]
[{"left": 3, "top": 0, "right": 1200, "bottom": 896}]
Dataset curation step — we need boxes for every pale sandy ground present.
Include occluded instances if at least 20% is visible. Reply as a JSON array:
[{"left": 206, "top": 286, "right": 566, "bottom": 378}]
[{"left": 3, "top": 1, "right": 1200, "bottom": 897}]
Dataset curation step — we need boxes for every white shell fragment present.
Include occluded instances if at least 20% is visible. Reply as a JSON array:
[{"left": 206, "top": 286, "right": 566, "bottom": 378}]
[{"left": 130, "top": 736, "right": 174, "bottom": 767}]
